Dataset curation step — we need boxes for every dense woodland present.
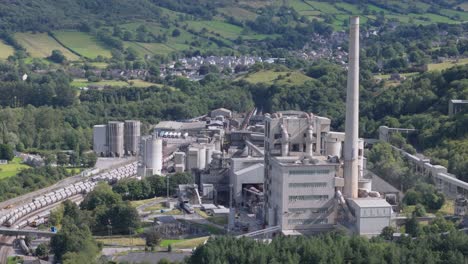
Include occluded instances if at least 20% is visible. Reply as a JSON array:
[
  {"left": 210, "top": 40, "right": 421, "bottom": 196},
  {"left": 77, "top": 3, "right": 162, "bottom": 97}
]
[
  {"left": 0, "top": 167, "right": 71, "bottom": 202},
  {"left": 0, "top": 60, "right": 466, "bottom": 179},
  {"left": 113, "top": 172, "right": 193, "bottom": 200},
  {"left": 189, "top": 230, "right": 468, "bottom": 264},
  {"left": 50, "top": 184, "right": 140, "bottom": 262}
]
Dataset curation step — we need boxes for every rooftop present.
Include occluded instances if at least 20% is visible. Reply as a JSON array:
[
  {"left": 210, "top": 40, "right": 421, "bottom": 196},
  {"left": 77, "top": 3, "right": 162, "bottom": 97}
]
[
  {"left": 450, "top": 99, "right": 468, "bottom": 103},
  {"left": 274, "top": 155, "right": 337, "bottom": 166},
  {"left": 154, "top": 121, "right": 205, "bottom": 131},
  {"left": 348, "top": 198, "right": 392, "bottom": 208}
]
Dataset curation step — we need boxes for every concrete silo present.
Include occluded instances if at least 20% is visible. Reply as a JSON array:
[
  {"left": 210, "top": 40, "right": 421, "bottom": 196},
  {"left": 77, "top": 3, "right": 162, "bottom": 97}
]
[
  {"left": 93, "top": 125, "right": 107, "bottom": 156},
  {"left": 107, "top": 121, "right": 124, "bottom": 157},
  {"left": 124, "top": 120, "right": 141, "bottom": 156},
  {"left": 141, "top": 135, "right": 163, "bottom": 176}
]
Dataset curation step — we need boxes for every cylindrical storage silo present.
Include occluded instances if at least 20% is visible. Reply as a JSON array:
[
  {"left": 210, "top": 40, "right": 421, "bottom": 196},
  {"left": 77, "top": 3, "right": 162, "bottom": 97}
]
[
  {"left": 326, "top": 141, "right": 342, "bottom": 158},
  {"left": 325, "top": 132, "right": 345, "bottom": 158},
  {"left": 124, "top": 120, "right": 141, "bottom": 156},
  {"left": 198, "top": 147, "right": 206, "bottom": 170},
  {"left": 145, "top": 135, "right": 163, "bottom": 175},
  {"left": 107, "top": 121, "right": 124, "bottom": 157},
  {"left": 205, "top": 147, "right": 213, "bottom": 168}
]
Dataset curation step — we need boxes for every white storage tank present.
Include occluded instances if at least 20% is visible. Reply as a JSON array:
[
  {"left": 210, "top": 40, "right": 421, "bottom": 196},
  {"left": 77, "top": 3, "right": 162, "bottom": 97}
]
[
  {"left": 198, "top": 146, "right": 206, "bottom": 170},
  {"left": 325, "top": 132, "right": 345, "bottom": 158},
  {"left": 143, "top": 135, "right": 163, "bottom": 176}
]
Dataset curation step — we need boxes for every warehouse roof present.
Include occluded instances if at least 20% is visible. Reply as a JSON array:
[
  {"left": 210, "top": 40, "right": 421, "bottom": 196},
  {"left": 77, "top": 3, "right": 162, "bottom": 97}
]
[
  {"left": 154, "top": 121, "right": 205, "bottom": 131},
  {"left": 348, "top": 198, "right": 392, "bottom": 208}
]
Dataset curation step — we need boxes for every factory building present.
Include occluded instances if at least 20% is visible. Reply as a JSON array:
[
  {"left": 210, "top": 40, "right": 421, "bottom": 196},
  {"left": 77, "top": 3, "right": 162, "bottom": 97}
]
[
  {"left": 261, "top": 16, "right": 391, "bottom": 236},
  {"left": 92, "top": 120, "right": 141, "bottom": 157},
  {"left": 173, "top": 152, "right": 186, "bottom": 172},
  {"left": 124, "top": 120, "right": 141, "bottom": 155},
  {"left": 139, "top": 135, "right": 163, "bottom": 176},
  {"left": 230, "top": 157, "right": 264, "bottom": 206},
  {"left": 347, "top": 199, "right": 392, "bottom": 236},
  {"left": 448, "top": 99, "right": 468, "bottom": 116},
  {"left": 210, "top": 108, "right": 232, "bottom": 119},
  {"left": 186, "top": 144, "right": 217, "bottom": 172},
  {"left": 263, "top": 111, "right": 344, "bottom": 233},
  {"left": 107, "top": 121, "right": 125, "bottom": 157}
]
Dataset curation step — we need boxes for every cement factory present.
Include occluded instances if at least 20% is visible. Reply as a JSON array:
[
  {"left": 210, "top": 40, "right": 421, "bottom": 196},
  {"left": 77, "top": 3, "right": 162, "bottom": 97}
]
[
  {"left": 87, "top": 17, "right": 395, "bottom": 236},
  {"left": 3, "top": 17, "right": 460, "bottom": 248}
]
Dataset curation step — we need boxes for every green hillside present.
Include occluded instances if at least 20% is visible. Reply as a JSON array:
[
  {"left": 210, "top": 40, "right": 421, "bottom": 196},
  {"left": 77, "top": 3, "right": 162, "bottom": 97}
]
[
  {"left": 15, "top": 32, "right": 80, "bottom": 60},
  {"left": 0, "top": 0, "right": 466, "bottom": 62},
  {"left": 53, "top": 31, "right": 112, "bottom": 59},
  {"left": 0, "top": 40, "right": 14, "bottom": 59}
]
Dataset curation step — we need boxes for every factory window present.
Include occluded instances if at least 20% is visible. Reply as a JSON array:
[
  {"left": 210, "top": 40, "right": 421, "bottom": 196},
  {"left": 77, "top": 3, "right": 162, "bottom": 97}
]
[
  {"left": 288, "top": 182, "right": 327, "bottom": 188},
  {"left": 358, "top": 149, "right": 363, "bottom": 156},
  {"left": 288, "top": 207, "right": 329, "bottom": 214},
  {"left": 288, "top": 195, "right": 329, "bottom": 202},
  {"left": 274, "top": 144, "right": 282, "bottom": 150},
  {"left": 292, "top": 144, "right": 300, "bottom": 152},
  {"left": 289, "top": 169, "right": 330, "bottom": 175},
  {"left": 274, "top": 134, "right": 282, "bottom": 139},
  {"left": 288, "top": 218, "right": 328, "bottom": 225}
]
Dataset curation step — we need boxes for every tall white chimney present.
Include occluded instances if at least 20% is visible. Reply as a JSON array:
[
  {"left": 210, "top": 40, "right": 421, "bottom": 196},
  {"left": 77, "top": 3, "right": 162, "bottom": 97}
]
[{"left": 344, "top": 16, "right": 360, "bottom": 199}]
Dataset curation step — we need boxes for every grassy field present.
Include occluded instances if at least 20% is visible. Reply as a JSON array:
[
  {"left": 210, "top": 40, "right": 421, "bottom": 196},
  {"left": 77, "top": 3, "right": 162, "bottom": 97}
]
[
  {"left": 130, "top": 197, "right": 161, "bottom": 208},
  {"left": 374, "top": 72, "right": 419, "bottom": 80},
  {"left": 165, "top": 236, "right": 209, "bottom": 249},
  {"left": 53, "top": 31, "right": 112, "bottom": 59},
  {"left": 403, "top": 199, "right": 454, "bottom": 216},
  {"left": 7, "top": 256, "right": 23, "bottom": 264},
  {"left": 0, "top": 157, "right": 30, "bottom": 180},
  {"left": 427, "top": 58, "right": 468, "bottom": 71},
  {"left": 189, "top": 20, "right": 244, "bottom": 40},
  {"left": 97, "top": 235, "right": 208, "bottom": 249},
  {"left": 124, "top": 41, "right": 176, "bottom": 56},
  {"left": 89, "top": 62, "right": 108, "bottom": 69},
  {"left": 0, "top": 40, "right": 15, "bottom": 59},
  {"left": 239, "top": 70, "right": 313, "bottom": 86},
  {"left": 437, "top": 199, "right": 454, "bottom": 215},
  {"left": 15, "top": 32, "right": 80, "bottom": 60},
  {"left": 96, "top": 236, "right": 146, "bottom": 246},
  {"left": 306, "top": 1, "right": 340, "bottom": 14},
  {"left": 218, "top": 7, "right": 257, "bottom": 21},
  {"left": 143, "top": 203, "right": 164, "bottom": 212},
  {"left": 283, "top": 0, "right": 465, "bottom": 30}
]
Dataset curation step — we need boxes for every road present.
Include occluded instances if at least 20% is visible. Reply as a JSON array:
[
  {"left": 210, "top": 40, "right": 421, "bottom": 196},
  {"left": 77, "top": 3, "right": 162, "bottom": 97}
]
[{"left": 0, "top": 235, "right": 14, "bottom": 262}]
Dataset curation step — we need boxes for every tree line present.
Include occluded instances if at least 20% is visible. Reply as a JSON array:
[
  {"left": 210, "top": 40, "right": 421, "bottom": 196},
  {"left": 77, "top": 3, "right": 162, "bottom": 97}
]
[
  {"left": 189, "top": 229, "right": 468, "bottom": 264},
  {"left": 113, "top": 172, "right": 194, "bottom": 200}
]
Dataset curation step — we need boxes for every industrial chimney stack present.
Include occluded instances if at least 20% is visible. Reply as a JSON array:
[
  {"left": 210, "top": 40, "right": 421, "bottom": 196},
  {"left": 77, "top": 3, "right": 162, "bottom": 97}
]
[{"left": 344, "top": 16, "right": 360, "bottom": 198}]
